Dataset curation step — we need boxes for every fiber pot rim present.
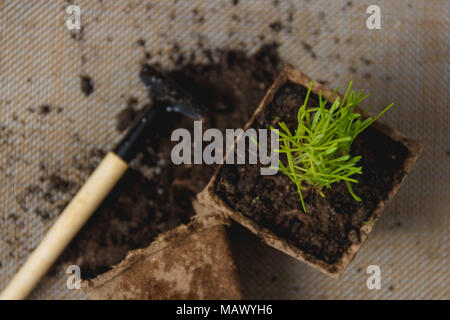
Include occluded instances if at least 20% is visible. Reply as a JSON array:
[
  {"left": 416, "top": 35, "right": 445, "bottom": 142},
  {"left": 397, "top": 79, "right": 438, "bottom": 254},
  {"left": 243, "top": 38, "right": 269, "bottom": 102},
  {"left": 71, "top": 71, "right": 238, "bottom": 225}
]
[
  {"left": 81, "top": 213, "right": 229, "bottom": 288},
  {"left": 198, "top": 64, "right": 423, "bottom": 278},
  {"left": 81, "top": 208, "right": 243, "bottom": 299}
]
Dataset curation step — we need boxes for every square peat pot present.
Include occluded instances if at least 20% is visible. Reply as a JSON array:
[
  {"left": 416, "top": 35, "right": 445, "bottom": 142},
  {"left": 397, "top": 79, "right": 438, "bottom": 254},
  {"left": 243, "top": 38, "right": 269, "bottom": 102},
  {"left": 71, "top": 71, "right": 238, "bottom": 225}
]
[
  {"left": 82, "top": 202, "right": 242, "bottom": 299},
  {"left": 199, "top": 65, "right": 422, "bottom": 278}
]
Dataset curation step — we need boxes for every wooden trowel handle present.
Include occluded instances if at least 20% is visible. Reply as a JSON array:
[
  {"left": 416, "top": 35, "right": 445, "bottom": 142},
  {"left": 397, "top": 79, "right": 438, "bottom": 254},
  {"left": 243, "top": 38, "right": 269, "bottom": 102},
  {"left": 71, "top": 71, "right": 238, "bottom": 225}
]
[{"left": 0, "top": 152, "right": 128, "bottom": 300}]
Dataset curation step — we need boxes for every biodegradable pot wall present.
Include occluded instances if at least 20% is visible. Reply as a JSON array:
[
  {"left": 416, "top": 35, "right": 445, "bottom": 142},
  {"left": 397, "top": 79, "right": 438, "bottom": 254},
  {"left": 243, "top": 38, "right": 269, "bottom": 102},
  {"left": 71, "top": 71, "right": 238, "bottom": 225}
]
[
  {"left": 199, "top": 65, "right": 422, "bottom": 278},
  {"left": 82, "top": 201, "right": 242, "bottom": 299}
]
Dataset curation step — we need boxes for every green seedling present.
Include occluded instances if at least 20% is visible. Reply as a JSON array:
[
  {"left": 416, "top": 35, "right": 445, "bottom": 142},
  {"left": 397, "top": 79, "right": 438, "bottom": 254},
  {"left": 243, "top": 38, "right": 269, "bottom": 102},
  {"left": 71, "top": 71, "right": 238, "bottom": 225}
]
[{"left": 271, "top": 81, "right": 393, "bottom": 212}]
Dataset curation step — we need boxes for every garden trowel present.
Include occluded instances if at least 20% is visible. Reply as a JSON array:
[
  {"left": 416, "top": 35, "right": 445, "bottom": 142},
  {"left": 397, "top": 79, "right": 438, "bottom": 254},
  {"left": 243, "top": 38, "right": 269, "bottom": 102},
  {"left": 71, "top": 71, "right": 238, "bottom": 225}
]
[{"left": 0, "top": 65, "right": 206, "bottom": 300}]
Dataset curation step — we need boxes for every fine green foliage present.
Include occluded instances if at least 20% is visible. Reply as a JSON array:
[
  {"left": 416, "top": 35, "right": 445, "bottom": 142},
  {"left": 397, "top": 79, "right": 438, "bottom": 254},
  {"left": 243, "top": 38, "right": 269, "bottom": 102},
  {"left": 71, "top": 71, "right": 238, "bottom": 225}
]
[{"left": 271, "top": 81, "right": 393, "bottom": 212}]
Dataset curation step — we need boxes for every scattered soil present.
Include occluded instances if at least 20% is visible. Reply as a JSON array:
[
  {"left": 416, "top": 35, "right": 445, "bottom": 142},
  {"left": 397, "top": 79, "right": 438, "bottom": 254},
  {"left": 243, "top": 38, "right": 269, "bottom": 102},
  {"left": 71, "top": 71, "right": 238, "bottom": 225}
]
[
  {"left": 61, "top": 43, "right": 282, "bottom": 278},
  {"left": 16, "top": 172, "right": 77, "bottom": 221},
  {"left": 214, "top": 82, "right": 410, "bottom": 265}
]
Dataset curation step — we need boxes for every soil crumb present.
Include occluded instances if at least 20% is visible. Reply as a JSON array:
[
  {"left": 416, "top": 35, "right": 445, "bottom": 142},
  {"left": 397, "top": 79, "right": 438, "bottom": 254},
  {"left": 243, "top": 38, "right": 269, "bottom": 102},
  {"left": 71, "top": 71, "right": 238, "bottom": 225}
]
[
  {"left": 70, "top": 26, "right": 85, "bottom": 41},
  {"left": 80, "top": 75, "right": 94, "bottom": 96},
  {"left": 61, "top": 43, "right": 282, "bottom": 278},
  {"left": 116, "top": 97, "right": 139, "bottom": 132},
  {"left": 302, "top": 41, "right": 317, "bottom": 59},
  {"left": 38, "top": 105, "right": 52, "bottom": 115},
  {"left": 269, "top": 22, "right": 283, "bottom": 33}
]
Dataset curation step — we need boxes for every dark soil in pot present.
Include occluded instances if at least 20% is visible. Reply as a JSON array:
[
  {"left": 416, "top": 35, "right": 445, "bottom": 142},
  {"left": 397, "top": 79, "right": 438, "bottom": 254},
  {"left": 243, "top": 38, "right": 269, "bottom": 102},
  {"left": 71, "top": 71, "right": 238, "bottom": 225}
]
[
  {"left": 60, "top": 43, "right": 282, "bottom": 279},
  {"left": 214, "top": 82, "right": 411, "bottom": 267}
]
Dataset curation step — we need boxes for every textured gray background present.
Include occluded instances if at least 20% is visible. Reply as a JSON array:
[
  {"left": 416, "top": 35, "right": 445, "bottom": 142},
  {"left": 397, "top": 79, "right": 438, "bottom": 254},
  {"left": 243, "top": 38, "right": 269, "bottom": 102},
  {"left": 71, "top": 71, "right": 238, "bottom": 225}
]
[{"left": 0, "top": 0, "right": 448, "bottom": 299}]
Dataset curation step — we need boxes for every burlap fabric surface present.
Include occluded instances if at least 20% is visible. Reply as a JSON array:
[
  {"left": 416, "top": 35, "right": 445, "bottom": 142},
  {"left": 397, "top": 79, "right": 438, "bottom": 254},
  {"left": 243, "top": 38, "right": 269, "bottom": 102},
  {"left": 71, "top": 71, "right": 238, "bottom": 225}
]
[{"left": 0, "top": 0, "right": 448, "bottom": 299}]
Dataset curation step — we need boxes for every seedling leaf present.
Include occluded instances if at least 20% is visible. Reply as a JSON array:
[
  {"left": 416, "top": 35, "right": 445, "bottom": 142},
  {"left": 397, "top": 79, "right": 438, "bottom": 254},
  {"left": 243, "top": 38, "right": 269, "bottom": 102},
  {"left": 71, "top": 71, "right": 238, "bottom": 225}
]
[{"left": 271, "top": 81, "right": 393, "bottom": 212}]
